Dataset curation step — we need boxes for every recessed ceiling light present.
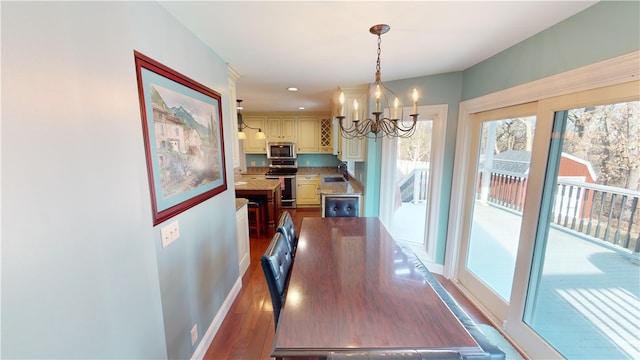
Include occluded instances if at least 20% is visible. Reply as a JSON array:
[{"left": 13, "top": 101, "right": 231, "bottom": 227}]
[
  {"left": 287, "top": 87, "right": 298, "bottom": 92},
  {"left": 298, "top": 106, "right": 305, "bottom": 110}
]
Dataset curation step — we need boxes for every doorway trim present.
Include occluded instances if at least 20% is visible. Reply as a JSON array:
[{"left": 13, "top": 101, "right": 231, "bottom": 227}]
[{"left": 379, "top": 104, "right": 448, "bottom": 267}]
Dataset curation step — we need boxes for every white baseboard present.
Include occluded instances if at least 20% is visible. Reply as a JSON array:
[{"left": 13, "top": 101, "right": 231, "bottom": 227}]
[{"left": 191, "top": 277, "right": 243, "bottom": 360}]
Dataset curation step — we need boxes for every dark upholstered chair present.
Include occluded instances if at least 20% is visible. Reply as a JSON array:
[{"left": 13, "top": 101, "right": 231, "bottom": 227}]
[
  {"left": 276, "top": 211, "right": 297, "bottom": 254},
  {"left": 324, "top": 196, "right": 360, "bottom": 217},
  {"left": 261, "top": 232, "right": 293, "bottom": 329}
]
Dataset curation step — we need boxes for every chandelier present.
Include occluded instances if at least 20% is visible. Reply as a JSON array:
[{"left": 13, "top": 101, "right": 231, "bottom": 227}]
[
  {"left": 337, "top": 24, "right": 420, "bottom": 140},
  {"left": 236, "top": 99, "right": 265, "bottom": 140}
]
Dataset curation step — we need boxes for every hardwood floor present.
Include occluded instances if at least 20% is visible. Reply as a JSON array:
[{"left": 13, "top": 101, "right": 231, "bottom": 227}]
[{"left": 204, "top": 208, "right": 490, "bottom": 360}]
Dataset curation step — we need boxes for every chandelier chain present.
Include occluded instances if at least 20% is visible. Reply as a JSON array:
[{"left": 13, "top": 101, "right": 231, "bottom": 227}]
[{"left": 376, "top": 35, "right": 382, "bottom": 74}]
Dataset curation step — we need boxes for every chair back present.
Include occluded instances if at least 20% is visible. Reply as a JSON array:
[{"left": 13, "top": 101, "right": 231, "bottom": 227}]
[
  {"left": 324, "top": 196, "right": 360, "bottom": 217},
  {"left": 261, "top": 232, "right": 293, "bottom": 328},
  {"left": 276, "top": 211, "right": 297, "bottom": 254}
]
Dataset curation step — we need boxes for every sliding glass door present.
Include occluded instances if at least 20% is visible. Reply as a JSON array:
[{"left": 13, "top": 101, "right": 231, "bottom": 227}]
[
  {"left": 520, "top": 93, "right": 640, "bottom": 359},
  {"left": 453, "top": 80, "right": 639, "bottom": 359},
  {"left": 456, "top": 103, "right": 537, "bottom": 321}
]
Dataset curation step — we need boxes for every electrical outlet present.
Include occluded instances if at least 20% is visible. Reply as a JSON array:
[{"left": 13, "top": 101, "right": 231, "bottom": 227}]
[
  {"left": 250, "top": 161, "right": 256, "bottom": 166},
  {"left": 261, "top": 160, "right": 266, "bottom": 166},
  {"left": 160, "top": 220, "right": 180, "bottom": 248},
  {"left": 190, "top": 324, "right": 198, "bottom": 346},
  {"left": 306, "top": 160, "right": 310, "bottom": 166}
]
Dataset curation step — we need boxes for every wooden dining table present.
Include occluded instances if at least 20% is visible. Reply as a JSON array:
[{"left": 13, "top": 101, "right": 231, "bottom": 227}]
[{"left": 272, "top": 217, "right": 487, "bottom": 358}]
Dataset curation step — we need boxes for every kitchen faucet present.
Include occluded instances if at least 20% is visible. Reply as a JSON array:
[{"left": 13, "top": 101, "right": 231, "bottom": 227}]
[{"left": 337, "top": 162, "right": 349, "bottom": 180}]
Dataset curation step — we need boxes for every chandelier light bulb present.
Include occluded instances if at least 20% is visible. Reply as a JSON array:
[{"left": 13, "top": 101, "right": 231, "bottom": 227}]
[
  {"left": 353, "top": 100, "right": 359, "bottom": 121},
  {"left": 393, "top": 97, "right": 399, "bottom": 119}
]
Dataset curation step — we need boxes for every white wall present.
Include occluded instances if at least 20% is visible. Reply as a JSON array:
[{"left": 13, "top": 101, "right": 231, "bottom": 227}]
[{"left": 1, "top": 2, "right": 239, "bottom": 358}]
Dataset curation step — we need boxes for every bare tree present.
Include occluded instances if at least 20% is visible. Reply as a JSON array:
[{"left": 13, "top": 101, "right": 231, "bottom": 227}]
[
  {"left": 564, "top": 101, "right": 639, "bottom": 190},
  {"left": 398, "top": 121, "right": 432, "bottom": 162}
]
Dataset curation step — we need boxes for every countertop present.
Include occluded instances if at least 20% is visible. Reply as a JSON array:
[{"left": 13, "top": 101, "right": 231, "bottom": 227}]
[
  {"left": 240, "top": 167, "right": 363, "bottom": 196},
  {"left": 234, "top": 175, "right": 280, "bottom": 191},
  {"left": 318, "top": 174, "right": 363, "bottom": 196},
  {"left": 235, "top": 198, "right": 248, "bottom": 211}
]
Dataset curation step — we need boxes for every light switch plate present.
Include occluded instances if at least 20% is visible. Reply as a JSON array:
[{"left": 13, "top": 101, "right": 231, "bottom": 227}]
[
  {"left": 161, "top": 220, "right": 180, "bottom": 248},
  {"left": 190, "top": 324, "right": 198, "bottom": 345}
]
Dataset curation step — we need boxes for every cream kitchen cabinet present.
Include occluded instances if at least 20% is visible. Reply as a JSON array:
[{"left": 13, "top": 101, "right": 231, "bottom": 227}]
[
  {"left": 297, "top": 117, "right": 320, "bottom": 153},
  {"left": 320, "top": 118, "right": 333, "bottom": 153},
  {"left": 296, "top": 174, "right": 320, "bottom": 206},
  {"left": 266, "top": 116, "right": 296, "bottom": 142},
  {"left": 333, "top": 87, "right": 366, "bottom": 161},
  {"left": 242, "top": 116, "right": 267, "bottom": 153}
]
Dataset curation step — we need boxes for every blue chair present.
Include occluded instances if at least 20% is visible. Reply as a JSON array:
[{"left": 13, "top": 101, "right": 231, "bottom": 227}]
[
  {"left": 276, "top": 211, "right": 297, "bottom": 254},
  {"left": 324, "top": 196, "right": 360, "bottom": 217},
  {"left": 261, "top": 232, "right": 293, "bottom": 329}
]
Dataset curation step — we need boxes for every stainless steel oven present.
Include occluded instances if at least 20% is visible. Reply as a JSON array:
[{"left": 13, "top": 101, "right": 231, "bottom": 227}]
[{"left": 265, "top": 159, "right": 297, "bottom": 208}]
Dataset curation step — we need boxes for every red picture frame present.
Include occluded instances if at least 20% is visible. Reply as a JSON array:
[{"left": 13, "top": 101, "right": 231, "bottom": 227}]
[{"left": 134, "top": 51, "right": 227, "bottom": 225}]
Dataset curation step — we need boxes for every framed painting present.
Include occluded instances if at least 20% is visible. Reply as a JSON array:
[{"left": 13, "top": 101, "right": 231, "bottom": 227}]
[{"left": 134, "top": 51, "right": 227, "bottom": 225}]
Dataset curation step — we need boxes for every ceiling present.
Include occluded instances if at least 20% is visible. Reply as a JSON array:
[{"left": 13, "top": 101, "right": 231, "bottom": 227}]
[{"left": 160, "top": 1, "right": 597, "bottom": 113}]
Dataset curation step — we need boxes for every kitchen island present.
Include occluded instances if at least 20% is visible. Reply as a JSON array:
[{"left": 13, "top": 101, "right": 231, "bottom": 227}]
[{"left": 234, "top": 176, "right": 282, "bottom": 235}]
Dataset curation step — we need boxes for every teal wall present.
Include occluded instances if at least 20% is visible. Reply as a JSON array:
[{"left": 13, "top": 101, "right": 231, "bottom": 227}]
[
  {"left": 462, "top": 1, "right": 640, "bottom": 100},
  {"left": 299, "top": 154, "right": 342, "bottom": 167},
  {"left": 2, "top": 2, "right": 239, "bottom": 359},
  {"left": 246, "top": 153, "right": 341, "bottom": 168}
]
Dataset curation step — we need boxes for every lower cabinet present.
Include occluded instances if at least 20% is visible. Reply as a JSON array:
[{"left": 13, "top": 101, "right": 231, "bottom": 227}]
[
  {"left": 296, "top": 175, "right": 320, "bottom": 206},
  {"left": 236, "top": 202, "right": 250, "bottom": 276}
]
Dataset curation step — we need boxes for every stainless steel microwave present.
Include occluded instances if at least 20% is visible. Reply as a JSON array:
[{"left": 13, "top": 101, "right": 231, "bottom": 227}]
[{"left": 267, "top": 142, "right": 297, "bottom": 159}]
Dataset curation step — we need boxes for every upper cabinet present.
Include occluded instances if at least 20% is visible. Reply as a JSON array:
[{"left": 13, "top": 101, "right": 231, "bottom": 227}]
[
  {"left": 242, "top": 112, "right": 332, "bottom": 154},
  {"left": 333, "top": 87, "right": 367, "bottom": 161},
  {"left": 320, "top": 118, "right": 333, "bottom": 154},
  {"left": 297, "top": 117, "right": 320, "bottom": 153},
  {"left": 267, "top": 116, "right": 296, "bottom": 142},
  {"left": 242, "top": 116, "right": 267, "bottom": 154}
]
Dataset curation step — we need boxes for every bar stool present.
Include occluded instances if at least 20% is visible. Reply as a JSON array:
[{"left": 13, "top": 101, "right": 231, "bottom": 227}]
[{"left": 247, "top": 197, "right": 266, "bottom": 238}]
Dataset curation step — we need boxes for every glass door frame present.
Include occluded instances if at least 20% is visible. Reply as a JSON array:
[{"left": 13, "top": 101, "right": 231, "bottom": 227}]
[
  {"left": 455, "top": 102, "right": 538, "bottom": 323},
  {"left": 446, "top": 52, "right": 639, "bottom": 358},
  {"left": 379, "top": 104, "right": 448, "bottom": 266}
]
